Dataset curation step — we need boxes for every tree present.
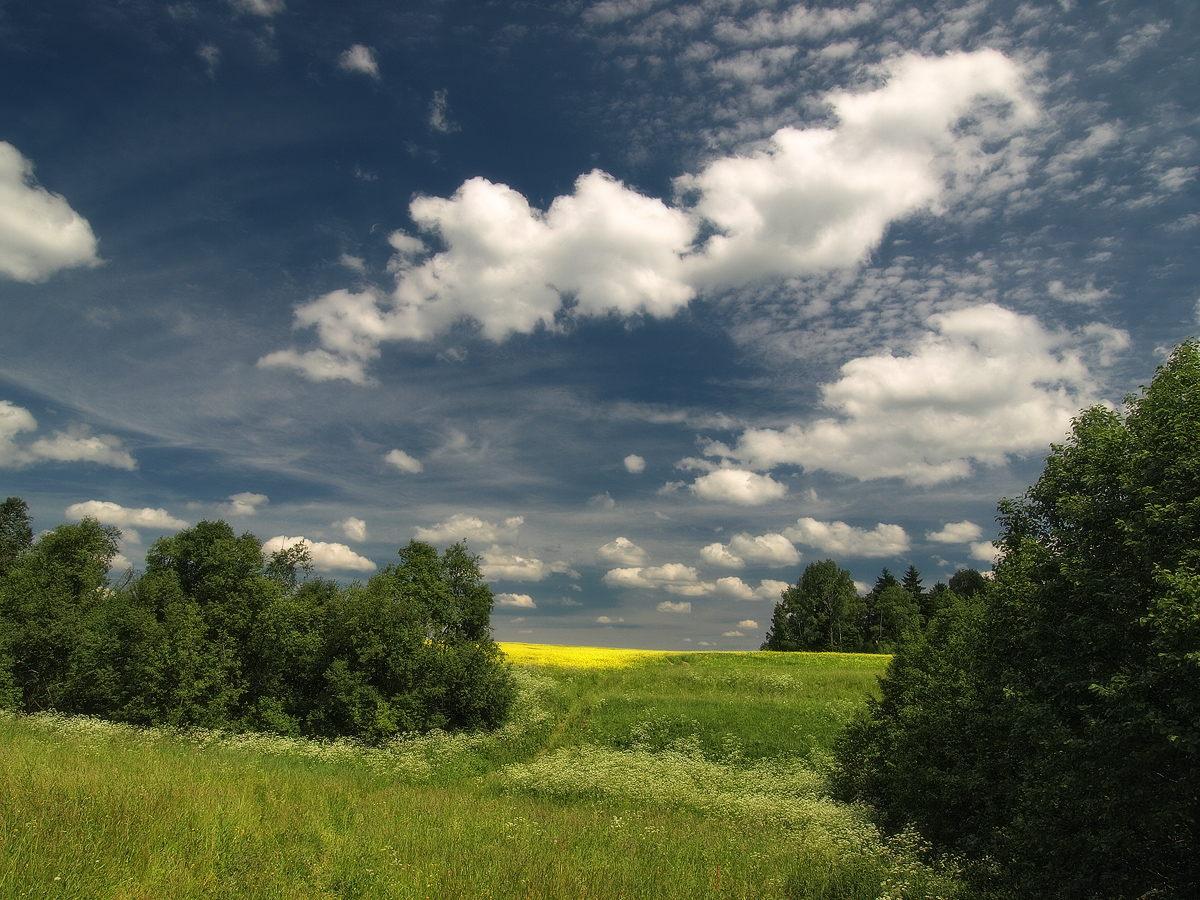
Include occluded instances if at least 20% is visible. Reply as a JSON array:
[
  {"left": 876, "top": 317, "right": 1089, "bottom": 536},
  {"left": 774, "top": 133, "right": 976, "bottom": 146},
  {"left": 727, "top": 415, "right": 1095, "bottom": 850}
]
[
  {"left": 900, "top": 564, "right": 923, "bottom": 601},
  {"left": 311, "top": 541, "right": 515, "bottom": 740},
  {"left": 763, "top": 559, "right": 864, "bottom": 651},
  {"left": 0, "top": 517, "right": 120, "bottom": 713},
  {"left": 0, "top": 497, "right": 33, "bottom": 576},
  {"left": 834, "top": 341, "right": 1200, "bottom": 899},
  {"left": 947, "top": 567, "right": 986, "bottom": 597}
]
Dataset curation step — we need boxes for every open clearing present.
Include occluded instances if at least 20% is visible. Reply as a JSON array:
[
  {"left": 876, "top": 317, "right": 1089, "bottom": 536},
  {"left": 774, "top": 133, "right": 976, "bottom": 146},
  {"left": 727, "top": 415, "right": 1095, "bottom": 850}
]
[{"left": 0, "top": 646, "right": 968, "bottom": 899}]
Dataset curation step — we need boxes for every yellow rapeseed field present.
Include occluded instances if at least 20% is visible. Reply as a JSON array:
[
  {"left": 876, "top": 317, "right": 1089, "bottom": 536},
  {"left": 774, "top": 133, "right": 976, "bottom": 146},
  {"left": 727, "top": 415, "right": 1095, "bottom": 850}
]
[{"left": 497, "top": 642, "right": 675, "bottom": 668}]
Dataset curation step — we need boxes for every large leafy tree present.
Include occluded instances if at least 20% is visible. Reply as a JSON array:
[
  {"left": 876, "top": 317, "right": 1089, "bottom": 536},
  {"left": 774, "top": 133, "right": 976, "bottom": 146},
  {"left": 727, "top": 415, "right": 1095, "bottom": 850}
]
[
  {"left": 763, "top": 558, "right": 864, "bottom": 651},
  {"left": 0, "top": 517, "right": 120, "bottom": 713},
  {"left": 835, "top": 341, "right": 1200, "bottom": 899}
]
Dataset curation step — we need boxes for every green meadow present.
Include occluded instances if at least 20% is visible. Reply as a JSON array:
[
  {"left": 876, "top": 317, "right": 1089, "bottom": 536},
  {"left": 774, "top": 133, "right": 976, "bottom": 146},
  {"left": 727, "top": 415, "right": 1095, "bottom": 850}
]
[{"left": 0, "top": 646, "right": 969, "bottom": 900}]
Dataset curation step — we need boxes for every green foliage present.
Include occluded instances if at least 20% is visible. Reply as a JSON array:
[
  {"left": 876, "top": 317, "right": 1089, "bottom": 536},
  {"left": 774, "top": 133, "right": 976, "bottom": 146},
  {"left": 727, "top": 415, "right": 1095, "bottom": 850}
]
[
  {"left": 835, "top": 340, "right": 1200, "bottom": 899},
  {"left": 0, "top": 496, "right": 32, "bottom": 576},
  {"left": 0, "top": 512, "right": 514, "bottom": 742},
  {"left": 763, "top": 558, "right": 865, "bottom": 651},
  {"left": 0, "top": 517, "right": 120, "bottom": 713},
  {"left": 311, "top": 541, "right": 515, "bottom": 741}
]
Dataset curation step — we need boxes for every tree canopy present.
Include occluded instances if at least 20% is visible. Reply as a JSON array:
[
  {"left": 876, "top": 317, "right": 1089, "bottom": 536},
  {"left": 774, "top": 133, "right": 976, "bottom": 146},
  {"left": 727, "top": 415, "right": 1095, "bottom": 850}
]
[
  {"left": 834, "top": 340, "right": 1200, "bottom": 899},
  {"left": 0, "top": 517, "right": 515, "bottom": 741}
]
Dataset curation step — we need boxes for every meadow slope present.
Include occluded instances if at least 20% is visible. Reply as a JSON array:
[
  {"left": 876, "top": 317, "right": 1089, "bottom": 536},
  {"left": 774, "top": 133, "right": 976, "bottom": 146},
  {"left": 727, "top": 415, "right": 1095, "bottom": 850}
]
[{"left": 0, "top": 646, "right": 970, "bottom": 899}]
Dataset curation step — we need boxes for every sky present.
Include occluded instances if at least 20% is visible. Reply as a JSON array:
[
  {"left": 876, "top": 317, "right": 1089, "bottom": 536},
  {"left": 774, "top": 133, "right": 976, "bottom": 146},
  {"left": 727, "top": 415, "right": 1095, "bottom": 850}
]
[{"left": 1, "top": 0, "right": 1197, "bottom": 649}]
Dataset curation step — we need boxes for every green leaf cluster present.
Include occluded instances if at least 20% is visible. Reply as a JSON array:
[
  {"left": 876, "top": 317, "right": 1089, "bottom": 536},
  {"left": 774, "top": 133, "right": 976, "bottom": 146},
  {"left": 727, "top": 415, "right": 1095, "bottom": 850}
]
[
  {"left": 833, "top": 341, "right": 1200, "bottom": 899},
  {"left": 0, "top": 515, "right": 514, "bottom": 741}
]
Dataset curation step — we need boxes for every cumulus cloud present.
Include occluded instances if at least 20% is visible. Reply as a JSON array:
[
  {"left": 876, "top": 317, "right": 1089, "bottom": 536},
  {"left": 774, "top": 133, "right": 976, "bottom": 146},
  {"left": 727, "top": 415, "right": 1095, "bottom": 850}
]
[
  {"left": 65, "top": 501, "right": 187, "bottom": 544},
  {"left": 926, "top": 520, "right": 984, "bottom": 544},
  {"left": 598, "top": 536, "right": 648, "bottom": 566},
  {"left": 0, "top": 401, "right": 136, "bottom": 470},
  {"left": 689, "top": 468, "right": 788, "bottom": 505},
  {"left": 385, "top": 448, "right": 424, "bottom": 473},
  {"left": 679, "top": 51, "right": 1033, "bottom": 290},
  {"left": 722, "top": 630, "right": 745, "bottom": 637},
  {"left": 709, "top": 576, "right": 789, "bottom": 601},
  {"left": 623, "top": 453, "right": 646, "bottom": 473},
  {"left": 700, "top": 532, "right": 799, "bottom": 568},
  {"left": 339, "top": 44, "right": 379, "bottom": 79},
  {"left": 0, "top": 142, "right": 100, "bottom": 282},
  {"left": 970, "top": 541, "right": 1000, "bottom": 564},
  {"left": 414, "top": 514, "right": 523, "bottom": 546},
  {"left": 784, "top": 518, "right": 910, "bottom": 558},
  {"left": 480, "top": 549, "right": 552, "bottom": 582},
  {"left": 738, "top": 619, "right": 758, "bottom": 629},
  {"left": 225, "top": 492, "right": 268, "bottom": 516},
  {"left": 657, "top": 600, "right": 692, "bottom": 613},
  {"left": 706, "top": 305, "right": 1128, "bottom": 485},
  {"left": 603, "top": 563, "right": 707, "bottom": 595},
  {"left": 262, "top": 535, "right": 376, "bottom": 573},
  {"left": 495, "top": 592, "right": 537, "bottom": 609},
  {"left": 263, "top": 51, "right": 1035, "bottom": 382},
  {"left": 335, "top": 516, "right": 368, "bottom": 542}
]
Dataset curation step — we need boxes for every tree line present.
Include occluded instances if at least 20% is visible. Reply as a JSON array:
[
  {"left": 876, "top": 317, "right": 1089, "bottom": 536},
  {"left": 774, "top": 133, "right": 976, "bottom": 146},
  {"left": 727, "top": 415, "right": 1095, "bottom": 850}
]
[
  {"left": 826, "top": 341, "right": 1200, "bottom": 899},
  {"left": 0, "top": 513, "right": 515, "bottom": 741},
  {"left": 762, "top": 558, "right": 987, "bottom": 653}
]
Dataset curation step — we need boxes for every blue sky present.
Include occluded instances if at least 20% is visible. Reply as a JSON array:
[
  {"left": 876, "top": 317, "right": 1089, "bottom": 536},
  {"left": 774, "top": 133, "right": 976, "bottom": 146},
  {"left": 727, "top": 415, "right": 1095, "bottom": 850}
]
[{"left": 1, "top": 0, "right": 1197, "bottom": 648}]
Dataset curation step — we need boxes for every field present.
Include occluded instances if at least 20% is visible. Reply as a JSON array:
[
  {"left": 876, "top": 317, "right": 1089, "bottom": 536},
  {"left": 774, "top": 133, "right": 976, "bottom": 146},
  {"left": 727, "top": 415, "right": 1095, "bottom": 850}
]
[{"left": 0, "top": 645, "right": 968, "bottom": 899}]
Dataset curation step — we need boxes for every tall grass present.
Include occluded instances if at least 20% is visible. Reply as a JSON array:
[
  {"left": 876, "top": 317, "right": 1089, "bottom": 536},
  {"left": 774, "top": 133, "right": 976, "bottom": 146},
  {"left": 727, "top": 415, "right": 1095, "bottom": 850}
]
[{"left": 0, "top": 648, "right": 969, "bottom": 899}]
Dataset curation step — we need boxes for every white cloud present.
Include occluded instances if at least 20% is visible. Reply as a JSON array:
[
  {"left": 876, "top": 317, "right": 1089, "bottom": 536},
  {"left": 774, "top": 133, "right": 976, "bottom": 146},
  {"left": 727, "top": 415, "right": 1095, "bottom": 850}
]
[
  {"left": 707, "top": 305, "right": 1129, "bottom": 485},
  {"left": 758, "top": 579, "right": 790, "bottom": 600},
  {"left": 598, "top": 536, "right": 648, "bottom": 566},
  {"left": 339, "top": 44, "right": 379, "bottom": 79},
  {"left": 413, "top": 514, "right": 523, "bottom": 546},
  {"left": 495, "top": 592, "right": 537, "bottom": 609},
  {"left": 30, "top": 427, "right": 136, "bottom": 470},
  {"left": 385, "top": 448, "right": 424, "bottom": 473},
  {"left": 262, "top": 535, "right": 376, "bottom": 573},
  {"left": 679, "top": 51, "right": 1033, "bottom": 291},
  {"left": 689, "top": 468, "right": 787, "bottom": 505},
  {"left": 335, "top": 516, "right": 368, "bottom": 542},
  {"left": 700, "top": 532, "right": 799, "bottom": 568},
  {"left": 738, "top": 619, "right": 758, "bottom": 629},
  {"left": 480, "top": 549, "right": 552, "bottom": 582},
  {"left": 709, "top": 576, "right": 789, "bottom": 601},
  {"left": 603, "top": 563, "right": 707, "bottom": 595},
  {"left": 0, "top": 142, "right": 100, "bottom": 282},
  {"left": 0, "top": 401, "right": 136, "bottom": 470},
  {"left": 969, "top": 541, "right": 1000, "bottom": 564},
  {"left": 722, "top": 630, "right": 745, "bottom": 638},
  {"left": 228, "top": 0, "right": 284, "bottom": 15},
  {"left": 657, "top": 600, "right": 692, "bottom": 614},
  {"left": 595, "top": 615, "right": 625, "bottom": 624},
  {"left": 263, "top": 51, "right": 1035, "bottom": 381},
  {"left": 926, "top": 520, "right": 984, "bottom": 544},
  {"left": 65, "top": 501, "right": 187, "bottom": 544},
  {"left": 623, "top": 453, "right": 646, "bottom": 473},
  {"left": 784, "top": 518, "right": 910, "bottom": 558},
  {"left": 225, "top": 492, "right": 268, "bottom": 516}
]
